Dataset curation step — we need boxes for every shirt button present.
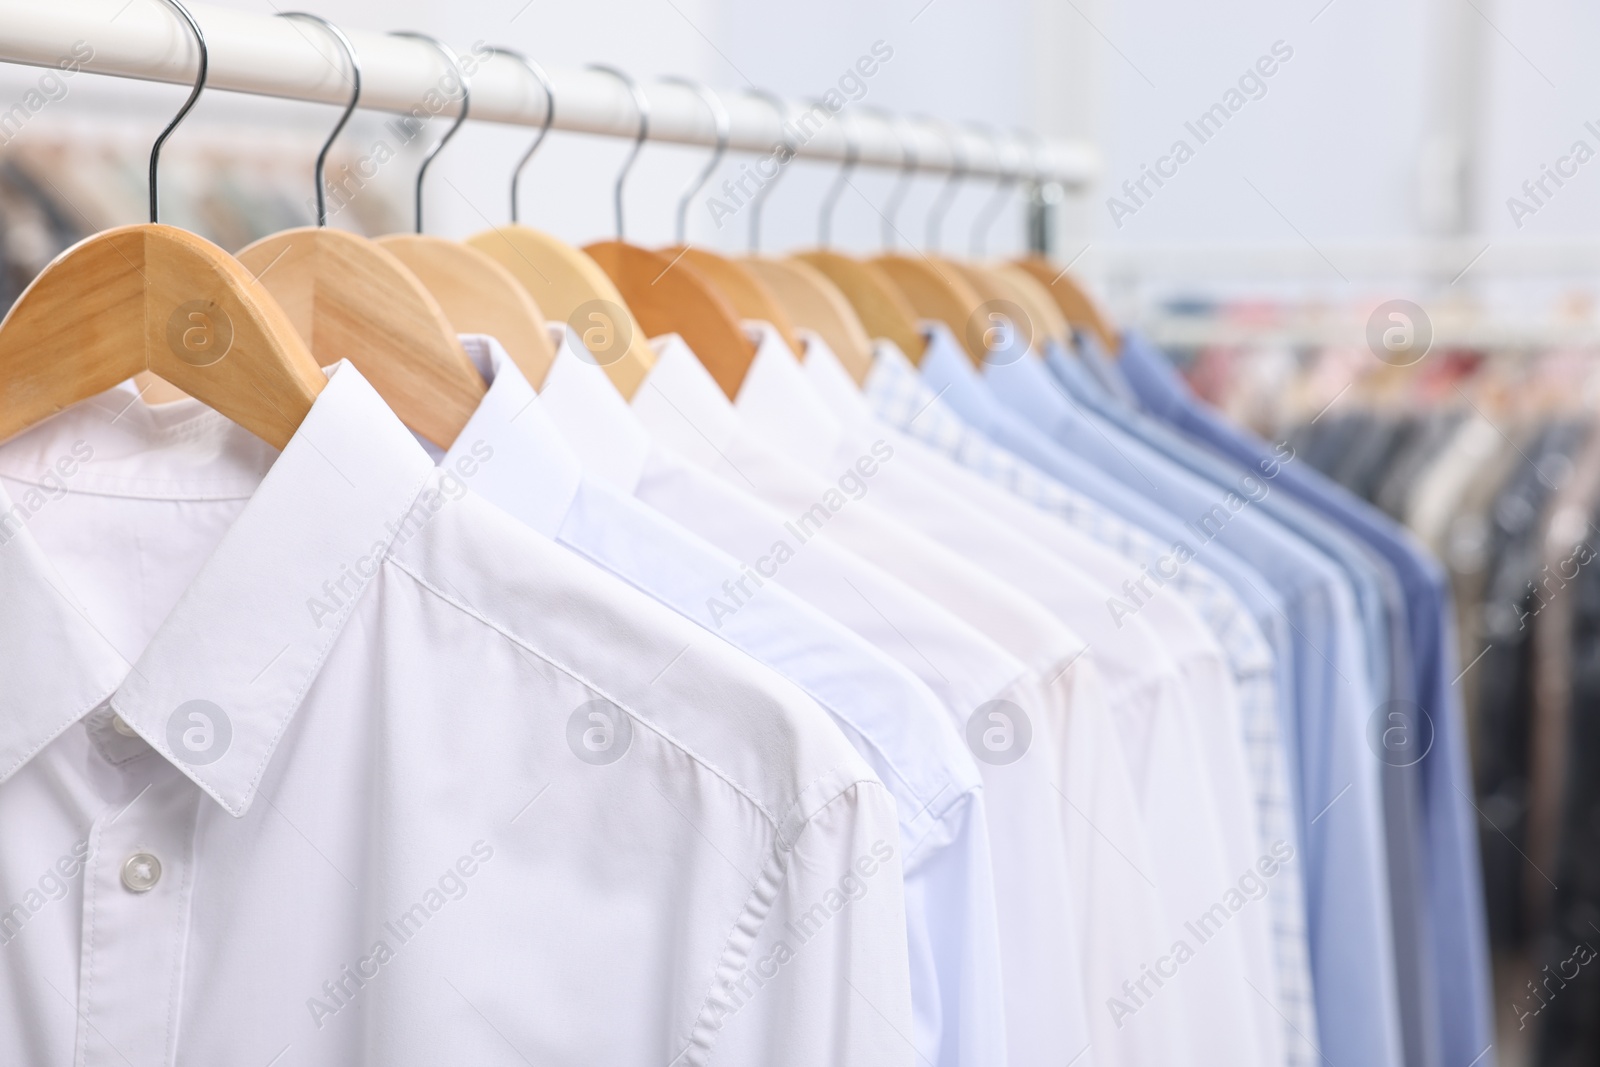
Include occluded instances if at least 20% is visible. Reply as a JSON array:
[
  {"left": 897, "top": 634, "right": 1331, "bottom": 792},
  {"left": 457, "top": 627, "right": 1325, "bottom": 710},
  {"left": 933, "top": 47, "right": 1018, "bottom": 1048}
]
[
  {"left": 121, "top": 852, "right": 162, "bottom": 893},
  {"left": 110, "top": 714, "right": 139, "bottom": 738}
]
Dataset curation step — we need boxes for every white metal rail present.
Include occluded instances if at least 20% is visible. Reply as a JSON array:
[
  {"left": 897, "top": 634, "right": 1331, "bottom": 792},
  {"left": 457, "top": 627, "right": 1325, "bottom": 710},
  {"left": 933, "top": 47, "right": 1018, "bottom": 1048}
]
[{"left": 0, "top": 0, "right": 1098, "bottom": 185}]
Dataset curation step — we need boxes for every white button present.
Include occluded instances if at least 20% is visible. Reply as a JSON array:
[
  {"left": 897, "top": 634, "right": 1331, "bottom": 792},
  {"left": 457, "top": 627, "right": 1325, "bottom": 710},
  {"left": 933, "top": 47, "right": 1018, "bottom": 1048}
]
[
  {"left": 110, "top": 714, "right": 138, "bottom": 738},
  {"left": 121, "top": 852, "right": 162, "bottom": 893}
]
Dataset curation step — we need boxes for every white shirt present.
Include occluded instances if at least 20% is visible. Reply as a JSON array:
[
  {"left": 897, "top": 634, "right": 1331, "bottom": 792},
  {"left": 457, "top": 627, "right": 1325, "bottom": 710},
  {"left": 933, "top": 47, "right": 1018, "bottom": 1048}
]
[
  {"left": 0, "top": 361, "right": 910, "bottom": 1067},
  {"left": 539, "top": 332, "right": 1096, "bottom": 1067},
  {"left": 800, "top": 332, "right": 1288, "bottom": 1067},
  {"left": 436, "top": 334, "right": 1005, "bottom": 1067}
]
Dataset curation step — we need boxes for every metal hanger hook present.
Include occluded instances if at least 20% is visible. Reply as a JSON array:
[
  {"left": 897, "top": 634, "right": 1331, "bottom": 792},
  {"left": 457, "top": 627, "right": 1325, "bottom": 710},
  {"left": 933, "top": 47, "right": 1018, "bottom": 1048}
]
[
  {"left": 744, "top": 88, "right": 794, "bottom": 254},
  {"left": 878, "top": 110, "right": 919, "bottom": 251},
  {"left": 816, "top": 101, "right": 859, "bottom": 249},
  {"left": 922, "top": 115, "right": 968, "bottom": 253},
  {"left": 485, "top": 47, "right": 554, "bottom": 225},
  {"left": 389, "top": 31, "right": 469, "bottom": 234},
  {"left": 149, "top": 0, "right": 208, "bottom": 225},
  {"left": 278, "top": 12, "right": 361, "bottom": 228},
  {"left": 587, "top": 64, "right": 649, "bottom": 241},
  {"left": 968, "top": 124, "right": 1019, "bottom": 258},
  {"left": 660, "top": 76, "right": 728, "bottom": 246}
]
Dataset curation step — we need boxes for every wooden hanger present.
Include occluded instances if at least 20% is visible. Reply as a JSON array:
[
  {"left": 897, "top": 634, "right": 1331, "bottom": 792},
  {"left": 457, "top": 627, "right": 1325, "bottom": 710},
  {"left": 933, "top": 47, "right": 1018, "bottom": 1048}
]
[
  {"left": 792, "top": 251, "right": 926, "bottom": 363},
  {"left": 464, "top": 48, "right": 656, "bottom": 399},
  {"left": 1010, "top": 254, "right": 1120, "bottom": 354},
  {"left": 0, "top": 1, "right": 323, "bottom": 450},
  {"left": 945, "top": 258, "right": 1065, "bottom": 352},
  {"left": 667, "top": 246, "right": 803, "bottom": 354},
  {"left": 741, "top": 256, "right": 874, "bottom": 383},
  {"left": 237, "top": 21, "right": 482, "bottom": 448},
  {"left": 587, "top": 240, "right": 754, "bottom": 399},
  {"left": 871, "top": 254, "right": 987, "bottom": 364},
  {"left": 378, "top": 236, "right": 556, "bottom": 389},
  {"left": 580, "top": 66, "right": 754, "bottom": 399},
  {"left": 994, "top": 263, "right": 1071, "bottom": 347},
  {"left": 782, "top": 110, "right": 939, "bottom": 365}
]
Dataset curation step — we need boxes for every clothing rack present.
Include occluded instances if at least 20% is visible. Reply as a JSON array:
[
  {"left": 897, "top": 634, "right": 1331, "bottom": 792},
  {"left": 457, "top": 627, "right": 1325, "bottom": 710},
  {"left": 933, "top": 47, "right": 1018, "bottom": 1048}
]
[{"left": 0, "top": 0, "right": 1098, "bottom": 187}]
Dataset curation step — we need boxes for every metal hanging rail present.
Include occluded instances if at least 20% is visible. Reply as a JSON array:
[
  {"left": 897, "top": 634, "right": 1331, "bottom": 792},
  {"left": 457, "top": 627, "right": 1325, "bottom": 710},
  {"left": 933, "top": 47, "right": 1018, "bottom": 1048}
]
[{"left": 0, "top": 0, "right": 1098, "bottom": 186}]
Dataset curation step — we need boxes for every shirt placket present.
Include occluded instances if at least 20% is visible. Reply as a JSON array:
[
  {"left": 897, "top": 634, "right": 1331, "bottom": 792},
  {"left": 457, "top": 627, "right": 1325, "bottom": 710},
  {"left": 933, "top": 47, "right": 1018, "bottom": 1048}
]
[{"left": 76, "top": 763, "right": 200, "bottom": 1067}]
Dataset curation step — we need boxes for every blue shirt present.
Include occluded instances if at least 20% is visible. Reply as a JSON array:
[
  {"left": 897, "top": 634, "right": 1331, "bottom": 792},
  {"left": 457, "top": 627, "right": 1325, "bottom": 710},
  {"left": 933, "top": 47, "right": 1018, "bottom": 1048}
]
[
  {"left": 1114, "top": 330, "right": 1496, "bottom": 1067},
  {"left": 916, "top": 325, "right": 1404, "bottom": 1067},
  {"left": 1042, "top": 340, "right": 1441, "bottom": 1067}
]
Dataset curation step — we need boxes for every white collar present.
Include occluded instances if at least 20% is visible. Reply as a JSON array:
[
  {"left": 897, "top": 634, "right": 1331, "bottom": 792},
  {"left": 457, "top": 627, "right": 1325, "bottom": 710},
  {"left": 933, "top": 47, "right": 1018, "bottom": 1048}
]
[
  {"left": 732, "top": 322, "right": 845, "bottom": 471},
  {"left": 442, "top": 334, "right": 582, "bottom": 538},
  {"left": 797, "top": 329, "right": 877, "bottom": 426},
  {"left": 538, "top": 326, "right": 652, "bottom": 493},
  {"left": 0, "top": 362, "right": 435, "bottom": 817},
  {"left": 629, "top": 333, "right": 745, "bottom": 465}
]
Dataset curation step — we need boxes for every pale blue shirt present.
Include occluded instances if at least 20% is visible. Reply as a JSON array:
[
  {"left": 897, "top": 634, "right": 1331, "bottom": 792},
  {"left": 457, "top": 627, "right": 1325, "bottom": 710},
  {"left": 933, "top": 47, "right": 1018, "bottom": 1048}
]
[
  {"left": 436, "top": 336, "right": 1007, "bottom": 1067},
  {"left": 915, "top": 324, "right": 1404, "bottom": 1067}
]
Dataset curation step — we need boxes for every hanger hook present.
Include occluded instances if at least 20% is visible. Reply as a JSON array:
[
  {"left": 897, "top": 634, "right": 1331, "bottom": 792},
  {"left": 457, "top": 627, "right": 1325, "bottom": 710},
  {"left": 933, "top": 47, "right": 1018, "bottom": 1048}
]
[
  {"left": 922, "top": 116, "right": 968, "bottom": 253},
  {"left": 879, "top": 111, "right": 919, "bottom": 250},
  {"left": 968, "top": 124, "right": 1019, "bottom": 258},
  {"left": 587, "top": 64, "right": 650, "bottom": 241},
  {"left": 660, "top": 76, "right": 729, "bottom": 245},
  {"left": 149, "top": 0, "right": 208, "bottom": 225},
  {"left": 278, "top": 12, "right": 361, "bottom": 228},
  {"left": 816, "top": 102, "right": 859, "bottom": 248},
  {"left": 744, "top": 88, "right": 794, "bottom": 254},
  {"left": 388, "top": 32, "right": 469, "bottom": 234},
  {"left": 485, "top": 47, "right": 554, "bottom": 225}
]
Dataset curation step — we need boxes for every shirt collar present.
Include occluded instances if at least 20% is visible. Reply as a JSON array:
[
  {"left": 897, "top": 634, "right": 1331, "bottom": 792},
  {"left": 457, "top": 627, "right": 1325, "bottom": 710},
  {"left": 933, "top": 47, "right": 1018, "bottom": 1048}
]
[
  {"left": 795, "top": 331, "right": 870, "bottom": 416},
  {"left": 912, "top": 321, "right": 1012, "bottom": 435},
  {"left": 629, "top": 333, "right": 745, "bottom": 466},
  {"left": 440, "top": 334, "right": 582, "bottom": 538},
  {"left": 538, "top": 326, "right": 652, "bottom": 493},
  {"left": 732, "top": 322, "right": 845, "bottom": 470},
  {"left": 0, "top": 362, "right": 436, "bottom": 817}
]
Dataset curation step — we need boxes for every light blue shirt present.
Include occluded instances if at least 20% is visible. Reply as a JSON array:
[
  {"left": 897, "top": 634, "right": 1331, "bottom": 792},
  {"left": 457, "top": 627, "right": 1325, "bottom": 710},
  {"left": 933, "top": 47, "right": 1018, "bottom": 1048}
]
[
  {"left": 439, "top": 336, "right": 1008, "bottom": 1067},
  {"left": 1040, "top": 339, "right": 1439, "bottom": 1067},
  {"left": 1114, "top": 330, "right": 1496, "bottom": 1067},
  {"left": 916, "top": 325, "right": 1403, "bottom": 1067}
]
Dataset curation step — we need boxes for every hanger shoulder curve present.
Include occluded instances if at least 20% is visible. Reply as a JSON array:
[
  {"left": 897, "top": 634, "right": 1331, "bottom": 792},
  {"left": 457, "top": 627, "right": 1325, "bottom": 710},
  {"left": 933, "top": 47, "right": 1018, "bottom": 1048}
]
[
  {"left": 1009, "top": 255, "right": 1120, "bottom": 354},
  {"left": 237, "top": 227, "right": 483, "bottom": 448},
  {"left": 663, "top": 247, "right": 803, "bottom": 356},
  {"left": 946, "top": 259, "right": 1068, "bottom": 351},
  {"left": 0, "top": 224, "right": 323, "bottom": 449},
  {"left": 377, "top": 234, "right": 557, "bottom": 390},
  {"left": 992, "top": 263, "right": 1071, "bottom": 347},
  {"left": 791, "top": 250, "right": 926, "bottom": 364},
  {"left": 870, "top": 253, "right": 987, "bottom": 364},
  {"left": 740, "top": 256, "right": 873, "bottom": 384},
  {"left": 583, "top": 239, "right": 755, "bottom": 400},
  {"left": 465, "top": 224, "right": 656, "bottom": 399}
]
